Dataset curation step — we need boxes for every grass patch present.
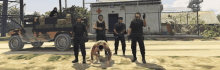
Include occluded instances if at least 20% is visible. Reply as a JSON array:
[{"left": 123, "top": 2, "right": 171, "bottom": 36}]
[
  {"left": 29, "top": 62, "right": 35, "bottom": 64},
  {"left": 61, "top": 54, "right": 73, "bottom": 60},
  {"left": 172, "top": 64, "right": 183, "bottom": 67},
  {"left": 214, "top": 56, "right": 220, "bottom": 58},
  {"left": 47, "top": 55, "right": 61, "bottom": 61},
  {"left": 195, "top": 65, "right": 215, "bottom": 69},
  {"left": 0, "top": 62, "right": 6, "bottom": 65},
  {"left": 8, "top": 54, "right": 42, "bottom": 60},
  {"left": 23, "top": 66, "right": 35, "bottom": 70},
  {"left": 40, "top": 66, "right": 56, "bottom": 70},
  {"left": 133, "top": 66, "right": 145, "bottom": 69},
  {"left": 169, "top": 56, "right": 180, "bottom": 58},
  {"left": 158, "top": 58, "right": 165, "bottom": 63},
  {"left": 86, "top": 57, "right": 90, "bottom": 59},
  {"left": 120, "top": 60, "right": 132, "bottom": 65}
]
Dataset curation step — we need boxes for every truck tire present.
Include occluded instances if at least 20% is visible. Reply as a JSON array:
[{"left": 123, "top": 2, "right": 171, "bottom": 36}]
[
  {"left": 8, "top": 35, "right": 25, "bottom": 51},
  {"left": 31, "top": 42, "right": 44, "bottom": 48},
  {"left": 55, "top": 34, "right": 71, "bottom": 51}
]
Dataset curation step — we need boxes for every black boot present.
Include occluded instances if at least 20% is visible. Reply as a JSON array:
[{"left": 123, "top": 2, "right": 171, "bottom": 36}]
[
  {"left": 72, "top": 59, "right": 78, "bottom": 63},
  {"left": 114, "top": 51, "right": 117, "bottom": 55},
  {"left": 132, "top": 54, "right": 137, "bottom": 62},
  {"left": 123, "top": 51, "right": 125, "bottom": 56},
  {"left": 72, "top": 54, "right": 78, "bottom": 63},
  {"left": 142, "top": 55, "right": 146, "bottom": 63},
  {"left": 82, "top": 56, "right": 86, "bottom": 64},
  {"left": 132, "top": 58, "right": 137, "bottom": 62}
]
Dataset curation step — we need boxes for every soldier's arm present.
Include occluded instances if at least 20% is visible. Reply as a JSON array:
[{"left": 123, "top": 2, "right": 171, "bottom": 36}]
[
  {"left": 143, "top": 19, "right": 147, "bottom": 27},
  {"left": 93, "top": 22, "right": 99, "bottom": 29},
  {"left": 114, "top": 24, "right": 118, "bottom": 34},
  {"left": 105, "top": 22, "right": 108, "bottom": 30},
  {"left": 128, "top": 22, "right": 133, "bottom": 35}
]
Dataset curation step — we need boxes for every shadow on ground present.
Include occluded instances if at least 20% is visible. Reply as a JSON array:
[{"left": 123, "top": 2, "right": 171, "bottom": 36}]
[
  {"left": 72, "top": 63, "right": 90, "bottom": 70},
  {"left": 118, "top": 55, "right": 166, "bottom": 70}
]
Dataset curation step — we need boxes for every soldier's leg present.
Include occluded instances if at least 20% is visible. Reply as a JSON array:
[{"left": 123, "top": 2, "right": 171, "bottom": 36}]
[
  {"left": 121, "top": 37, "right": 126, "bottom": 55},
  {"left": 79, "top": 39, "right": 86, "bottom": 64},
  {"left": 96, "top": 34, "right": 101, "bottom": 55},
  {"left": 102, "top": 34, "right": 108, "bottom": 55},
  {"left": 131, "top": 36, "right": 137, "bottom": 62},
  {"left": 72, "top": 38, "right": 79, "bottom": 63},
  {"left": 114, "top": 37, "right": 120, "bottom": 55},
  {"left": 137, "top": 36, "right": 146, "bottom": 63}
]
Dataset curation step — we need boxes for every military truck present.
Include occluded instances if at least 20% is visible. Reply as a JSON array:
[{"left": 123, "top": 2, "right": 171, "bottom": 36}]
[{"left": 8, "top": 3, "right": 88, "bottom": 51}]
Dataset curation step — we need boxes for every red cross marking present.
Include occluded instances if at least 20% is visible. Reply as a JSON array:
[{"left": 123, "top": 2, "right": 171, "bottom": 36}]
[{"left": 96, "top": 8, "right": 102, "bottom": 14}]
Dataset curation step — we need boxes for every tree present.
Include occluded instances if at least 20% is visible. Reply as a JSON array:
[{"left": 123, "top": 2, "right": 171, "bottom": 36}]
[
  {"left": 217, "top": 14, "right": 220, "bottom": 22},
  {"left": 32, "top": 11, "right": 41, "bottom": 16},
  {"left": 167, "top": 12, "right": 205, "bottom": 34}
]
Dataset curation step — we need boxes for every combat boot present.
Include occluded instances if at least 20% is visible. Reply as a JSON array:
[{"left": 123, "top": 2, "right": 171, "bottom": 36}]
[
  {"left": 132, "top": 58, "right": 137, "bottom": 62},
  {"left": 83, "top": 56, "right": 86, "bottom": 64},
  {"left": 72, "top": 59, "right": 78, "bottom": 63}
]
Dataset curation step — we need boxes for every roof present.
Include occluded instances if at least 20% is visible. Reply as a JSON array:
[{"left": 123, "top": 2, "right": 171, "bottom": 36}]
[
  {"left": 85, "top": 0, "right": 161, "bottom": 4},
  {"left": 161, "top": 11, "right": 220, "bottom": 24}
]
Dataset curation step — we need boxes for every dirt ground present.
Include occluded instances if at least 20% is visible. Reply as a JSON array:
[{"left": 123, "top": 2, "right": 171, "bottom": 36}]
[
  {"left": 0, "top": 54, "right": 220, "bottom": 70},
  {"left": 1, "top": 37, "right": 220, "bottom": 70}
]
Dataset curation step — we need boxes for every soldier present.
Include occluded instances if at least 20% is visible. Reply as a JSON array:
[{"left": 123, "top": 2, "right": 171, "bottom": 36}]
[
  {"left": 90, "top": 40, "right": 112, "bottom": 66},
  {"left": 93, "top": 14, "right": 108, "bottom": 56},
  {"left": 49, "top": 7, "right": 59, "bottom": 17},
  {"left": 128, "top": 12, "right": 147, "bottom": 63},
  {"left": 113, "top": 17, "right": 126, "bottom": 56},
  {"left": 72, "top": 16, "right": 87, "bottom": 64}
]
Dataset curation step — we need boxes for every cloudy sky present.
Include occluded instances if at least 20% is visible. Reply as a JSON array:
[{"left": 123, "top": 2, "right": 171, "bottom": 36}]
[{"left": 8, "top": 0, "right": 219, "bottom": 15}]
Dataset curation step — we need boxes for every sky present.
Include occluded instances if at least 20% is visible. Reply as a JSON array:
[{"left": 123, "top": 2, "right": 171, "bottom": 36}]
[{"left": 5, "top": 0, "right": 220, "bottom": 15}]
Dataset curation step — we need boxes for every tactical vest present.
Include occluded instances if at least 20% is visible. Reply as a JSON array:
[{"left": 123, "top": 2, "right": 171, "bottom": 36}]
[
  {"left": 115, "top": 22, "right": 125, "bottom": 33},
  {"left": 74, "top": 22, "right": 85, "bottom": 37},
  {"left": 96, "top": 20, "right": 106, "bottom": 34},
  {"left": 131, "top": 19, "right": 143, "bottom": 35}
]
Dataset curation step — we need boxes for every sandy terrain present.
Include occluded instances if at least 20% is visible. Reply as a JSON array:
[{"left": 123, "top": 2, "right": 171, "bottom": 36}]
[{"left": 0, "top": 38, "right": 220, "bottom": 70}]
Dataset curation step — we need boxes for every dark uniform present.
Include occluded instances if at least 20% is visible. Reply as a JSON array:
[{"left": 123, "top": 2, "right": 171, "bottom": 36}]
[
  {"left": 129, "top": 12, "right": 146, "bottom": 63},
  {"left": 72, "top": 20, "right": 87, "bottom": 64},
  {"left": 114, "top": 17, "right": 126, "bottom": 55},
  {"left": 49, "top": 7, "right": 59, "bottom": 17},
  {"left": 95, "top": 15, "right": 108, "bottom": 55}
]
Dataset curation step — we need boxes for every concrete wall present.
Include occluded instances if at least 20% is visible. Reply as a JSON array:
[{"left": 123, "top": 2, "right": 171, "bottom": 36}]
[{"left": 90, "top": 4, "right": 162, "bottom": 34}]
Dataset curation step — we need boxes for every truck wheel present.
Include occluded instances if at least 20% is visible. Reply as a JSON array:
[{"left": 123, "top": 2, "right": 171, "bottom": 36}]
[
  {"left": 55, "top": 34, "right": 71, "bottom": 51},
  {"left": 31, "top": 42, "right": 44, "bottom": 48},
  {"left": 8, "top": 35, "right": 25, "bottom": 51}
]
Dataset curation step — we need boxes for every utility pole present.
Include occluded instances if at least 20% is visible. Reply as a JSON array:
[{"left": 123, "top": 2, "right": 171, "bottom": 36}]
[
  {"left": 83, "top": 0, "right": 85, "bottom": 16},
  {"left": 1, "top": 0, "right": 8, "bottom": 37},
  {"left": 65, "top": 0, "right": 67, "bottom": 9},
  {"left": 59, "top": 0, "right": 62, "bottom": 17}
]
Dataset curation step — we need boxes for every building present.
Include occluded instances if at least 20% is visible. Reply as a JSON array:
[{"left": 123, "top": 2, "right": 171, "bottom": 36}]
[
  {"left": 161, "top": 11, "right": 220, "bottom": 25},
  {"left": 86, "top": 0, "right": 163, "bottom": 34}
]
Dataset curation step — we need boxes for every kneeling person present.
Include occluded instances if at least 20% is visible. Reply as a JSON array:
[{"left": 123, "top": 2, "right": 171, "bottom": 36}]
[{"left": 91, "top": 40, "right": 112, "bottom": 66}]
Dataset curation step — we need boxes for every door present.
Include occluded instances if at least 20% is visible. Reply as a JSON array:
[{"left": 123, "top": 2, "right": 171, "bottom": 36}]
[{"left": 108, "top": 14, "right": 118, "bottom": 33}]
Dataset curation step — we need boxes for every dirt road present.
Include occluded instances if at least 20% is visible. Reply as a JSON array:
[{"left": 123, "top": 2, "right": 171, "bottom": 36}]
[{"left": 0, "top": 41, "right": 220, "bottom": 70}]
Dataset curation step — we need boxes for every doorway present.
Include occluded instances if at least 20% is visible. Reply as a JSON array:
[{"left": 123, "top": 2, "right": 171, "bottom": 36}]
[{"left": 108, "top": 14, "right": 118, "bottom": 33}]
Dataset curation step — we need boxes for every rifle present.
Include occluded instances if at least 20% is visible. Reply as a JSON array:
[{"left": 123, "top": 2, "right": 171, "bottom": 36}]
[
  {"left": 127, "top": 35, "right": 131, "bottom": 42},
  {"left": 115, "top": 33, "right": 123, "bottom": 39}
]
